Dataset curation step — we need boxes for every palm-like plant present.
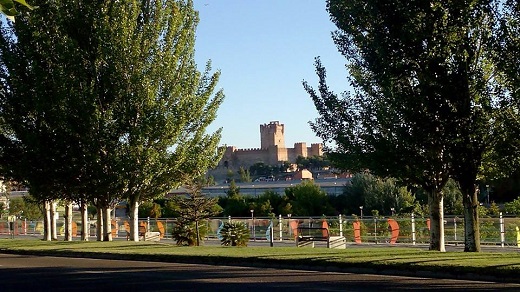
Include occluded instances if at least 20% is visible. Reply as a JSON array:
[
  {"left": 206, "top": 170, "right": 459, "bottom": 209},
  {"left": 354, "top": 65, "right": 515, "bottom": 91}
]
[{"left": 220, "top": 221, "right": 249, "bottom": 247}]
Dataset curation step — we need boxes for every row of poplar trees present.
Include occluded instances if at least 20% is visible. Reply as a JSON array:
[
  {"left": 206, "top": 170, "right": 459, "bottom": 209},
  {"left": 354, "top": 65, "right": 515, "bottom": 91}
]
[
  {"left": 0, "top": 0, "right": 224, "bottom": 241},
  {"left": 305, "top": 0, "right": 520, "bottom": 252}
]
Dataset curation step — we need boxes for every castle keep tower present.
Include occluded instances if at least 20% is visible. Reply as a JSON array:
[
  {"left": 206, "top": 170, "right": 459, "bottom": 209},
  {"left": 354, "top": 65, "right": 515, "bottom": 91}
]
[{"left": 260, "top": 121, "right": 285, "bottom": 149}]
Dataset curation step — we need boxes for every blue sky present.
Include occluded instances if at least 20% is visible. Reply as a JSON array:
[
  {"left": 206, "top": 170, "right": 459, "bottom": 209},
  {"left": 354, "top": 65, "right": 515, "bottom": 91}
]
[{"left": 193, "top": 0, "right": 348, "bottom": 149}]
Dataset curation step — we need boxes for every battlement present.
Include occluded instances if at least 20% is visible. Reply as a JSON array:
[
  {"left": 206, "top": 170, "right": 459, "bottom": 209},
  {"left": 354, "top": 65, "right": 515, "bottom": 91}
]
[{"left": 236, "top": 147, "right": 263, "bottom": 152}]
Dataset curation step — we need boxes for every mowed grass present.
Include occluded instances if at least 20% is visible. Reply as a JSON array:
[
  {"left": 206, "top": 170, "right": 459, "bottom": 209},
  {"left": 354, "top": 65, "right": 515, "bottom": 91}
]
[{"left": 1, "top": 239, "right": 520, "bottom": 281}]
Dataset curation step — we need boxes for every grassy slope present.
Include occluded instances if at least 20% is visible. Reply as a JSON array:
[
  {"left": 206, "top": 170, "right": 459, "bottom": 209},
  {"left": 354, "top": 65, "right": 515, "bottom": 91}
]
[{"left": 0, "top": 240, "right": 519, "bottom": 282}]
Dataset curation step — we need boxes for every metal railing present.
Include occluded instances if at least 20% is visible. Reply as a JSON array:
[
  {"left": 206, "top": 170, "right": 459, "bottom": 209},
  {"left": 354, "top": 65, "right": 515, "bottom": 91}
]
[{"left": 1, "top": 213, "right": 518, "bottom": 246}]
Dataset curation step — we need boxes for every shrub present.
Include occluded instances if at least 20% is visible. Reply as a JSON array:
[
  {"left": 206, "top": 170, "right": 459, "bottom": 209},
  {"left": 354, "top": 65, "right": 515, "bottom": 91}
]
[
  {"left": 172, "top": 220, "right": 208, "bottom": 246},
  {"left": 220, "top": 221, "right": 249, "bottom": 246}
]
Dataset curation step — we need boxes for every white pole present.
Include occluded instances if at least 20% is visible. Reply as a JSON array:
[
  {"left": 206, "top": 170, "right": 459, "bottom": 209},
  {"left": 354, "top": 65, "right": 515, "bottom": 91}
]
[
  {"left": 278, "top": 214, "right": 283, "bottom": 241},
  {"left": 339, "top": 214, "right": 343, "bottom": 237},
  {"left": 411, "top": 213, "right": 416, "bottom": 245},
  {"left": 454, "top": 217, "right": 457, "bottom": 244},
  {"left": 500, "top": 212, "right": 505, "bottom": 248}
]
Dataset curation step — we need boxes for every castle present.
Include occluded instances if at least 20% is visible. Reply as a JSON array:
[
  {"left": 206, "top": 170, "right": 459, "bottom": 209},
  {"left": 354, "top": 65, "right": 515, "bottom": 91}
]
[{"left": 217, "top": 121, "right": 323, "bottom": 169}]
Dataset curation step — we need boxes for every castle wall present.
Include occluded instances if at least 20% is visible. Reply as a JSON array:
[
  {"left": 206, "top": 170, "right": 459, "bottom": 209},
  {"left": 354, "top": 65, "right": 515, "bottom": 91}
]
[
  {"left": 272, "top": 146, "right": 288, "bottom": 164},
  {"left": 309, "top": 143, "right": 323, "bottom": 157},
  {"left": 233, "top": 148, "right": 270, "bottom": 168},
  {"left": 294, "top": 142, "right": 307, "bottom": 157}
]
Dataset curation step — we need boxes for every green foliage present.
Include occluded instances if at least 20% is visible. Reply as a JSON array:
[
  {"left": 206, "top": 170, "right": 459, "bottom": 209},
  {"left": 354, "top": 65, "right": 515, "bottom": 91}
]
[
  {"left": 8, "top": 196, "right": 42, "bottom": 220},
  {"left": 0, "top": 0, "right": 35, "bottom": 21},
  {"left": 305, "top": 0, "right": 496, "bottom": 251},
  {"left": 159, "top": 200, "right": 181, "bottom": 218},
  {"left": 219, "top": 180, "right": 249, "bottom": 216},
  {"left": 488, "top": 202, "right": 501, "bottom": 216},
  {"left": 138, "top": 201, "right": 156, "bottom": 218},
  {"left": 342, "top": 173, "right": 415, "bottom": 216},
  {"left": 486, "top": 2, "right": 520, "bottom": 181},
  {"left": 415, "top": 179, "right": 463, "bottom": 215},
  {"left": 295, "top": 155, "right": 330, "bottom": 170},
  {"left": 219, "top": 221, "right": 249, "bottom": 247},
  {"left": 478, "top": 205, "right": 489, "bottom": 217},
  {"left": 226, "top": 170, "right": 235, "bottom": 182},
  {"left": 226, "top": 180, "right": 240, "bottom": 197},
  {"left": 0, "top": 0, "right": 224, "bottom": 235},
  {"left": 505, "top": 197, "right": 520, "bottom": 216},
  {"left": 285, "top": 180, "right": 334, "bottom": 216},
  {"left": 172, "top": 181, "right": 221, "bottom": 245},
  {"left": 171, "top": 220, "right": 208, "bottom": 246},
  {"left": 238, "top": 167, "right": 251, "bottom": 183},
  {"left": 219, "top": 194, "right": 248, "bottom": 217},
  {"left": 254, "top": 190, "right": 286, "bottom": 217},
  {"left": 249, "top": 162, "right": 278, "bottom": 177},
  {"left": 442, "top": 179, "right": 464, "bottom": 215}
]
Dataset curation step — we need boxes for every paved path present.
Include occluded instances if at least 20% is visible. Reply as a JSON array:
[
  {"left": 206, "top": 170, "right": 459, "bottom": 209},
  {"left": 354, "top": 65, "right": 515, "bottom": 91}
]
[{"left": 0, "top": 253, "right": 519, "bottom": 291}]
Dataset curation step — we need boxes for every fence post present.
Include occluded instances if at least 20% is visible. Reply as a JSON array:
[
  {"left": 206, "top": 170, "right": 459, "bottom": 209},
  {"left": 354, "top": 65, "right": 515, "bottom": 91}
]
[
  {"left": 270, "top": 220, "right": 274, "bottom": 247},
  {"left": 453, "top": 217, "right": 457, "bottom": 244},
  {"left": 339, "top": 214, "right": 343, "bottom": 237},
  {"left": 500, "top": 212, "right": 505, "bottom": 248},
  {"left": 278, "top": 214, "right": 283, "bottom": 241},
  {"left": 374, "top": 217, "right": 377, "bottom": 244},
  {"left": 411, "top": 213, "right": 416, "bottom": 245},
  {"left": 228, "top": 215, "right": 231, "bottom": 222}
]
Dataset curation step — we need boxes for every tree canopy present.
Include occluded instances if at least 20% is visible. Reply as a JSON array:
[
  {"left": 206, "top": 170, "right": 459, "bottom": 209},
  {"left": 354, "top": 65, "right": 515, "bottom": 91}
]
[
  {"left": 305, "top": 0, "right": 496, "bottom": 251},
  {"left": 0, "top": 0, "right": 34, "bottom": 21},
  {"left": 0, "top": 0, "right": 224, "bottom": 241}
]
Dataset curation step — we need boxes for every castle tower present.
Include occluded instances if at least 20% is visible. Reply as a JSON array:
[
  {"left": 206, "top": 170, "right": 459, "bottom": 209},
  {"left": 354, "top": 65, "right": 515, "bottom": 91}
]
[
  {"left": 260, "top": 121, "right": 285, "bottom": 149},
  {"left": 309, "top": 143, "right": 323, "bottom": 157},
  {"left": 294, "top": 142, "right": 307, "bottom": 157}
]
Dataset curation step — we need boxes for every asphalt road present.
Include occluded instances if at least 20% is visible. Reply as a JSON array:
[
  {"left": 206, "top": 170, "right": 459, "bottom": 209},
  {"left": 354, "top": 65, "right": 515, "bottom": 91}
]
[{"left": 0, "top": 253, "right": 519, "bottom": 292}]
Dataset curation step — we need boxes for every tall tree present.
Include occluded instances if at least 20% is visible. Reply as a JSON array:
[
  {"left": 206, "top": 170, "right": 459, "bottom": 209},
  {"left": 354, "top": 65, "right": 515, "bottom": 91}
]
[
  {"left": 305, "top": 0, "right": 494, "bottom": 251},
  {"left": 486, "top": 1, "right": 520, "bottom": 181},
  {"left": 0, "top": 0, "right": 223, "bottom": 241},
  {"left": 0, "top": 0, "right": 92, "bottom": 240},
  {"left": 97, "top": 0, "right": 224, "bottom": 241}
]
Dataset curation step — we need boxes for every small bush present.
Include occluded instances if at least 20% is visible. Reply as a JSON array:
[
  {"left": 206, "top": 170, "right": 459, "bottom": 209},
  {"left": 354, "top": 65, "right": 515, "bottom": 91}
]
[
  {"left": 220, "top": 221, "right": 249, "bottom": 246},
  {"left": 172, "top": 220, "right": 207, "bottom": 246}
]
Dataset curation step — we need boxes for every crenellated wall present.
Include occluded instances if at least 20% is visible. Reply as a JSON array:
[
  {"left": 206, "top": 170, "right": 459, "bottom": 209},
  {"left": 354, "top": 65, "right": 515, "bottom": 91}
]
[
  {"left": 213, "top": 122, "right": 322, "bottom": 171},
  {"left": 309, "top": 143, "right": 323, "bottom": 157}
]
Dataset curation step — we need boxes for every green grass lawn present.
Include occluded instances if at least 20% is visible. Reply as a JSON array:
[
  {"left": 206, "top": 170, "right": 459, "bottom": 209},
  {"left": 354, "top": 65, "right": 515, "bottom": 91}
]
[{"left": 1, "top": 239, "right": 519, "bottom": 282}]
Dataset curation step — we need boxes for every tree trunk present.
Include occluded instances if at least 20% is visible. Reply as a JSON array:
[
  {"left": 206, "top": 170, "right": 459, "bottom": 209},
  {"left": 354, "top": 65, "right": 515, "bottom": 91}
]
[
  {"left": 43, "top": 200, "right": 51, "bottom": 241},
  {"left": 64, "top": 202, "right": 73, "bottom": 241},
  {"left": 129, "top": 199, "right": 139, "bottom": 242},
  {"left": 50, "top": 201, "right": 58, "bottom": 240},
  {"left": 462, "top": 185, "right": 481, "bottom": 252},
  {"left": 103, "top": 206, "right": 112, "bottom": 241},
  {"left": 428, "top": 189, "right": 445, "bottom": 252},
  {"left": 80, "top": 200, "right": 89, "bottom": 241},
  {"left": 96, "top": 204, "right": 103, "bottom": 241},
  {"left": 195, "top": 220, "right": 200, "bottom": 246}
]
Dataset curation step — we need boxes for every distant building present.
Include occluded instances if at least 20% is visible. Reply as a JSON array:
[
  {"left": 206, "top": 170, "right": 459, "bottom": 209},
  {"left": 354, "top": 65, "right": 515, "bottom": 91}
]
[
  {"left": 293, "top": 169, "right": 313, "bottom": 180},
  {"left": 217, "top": 121, "right": 323, "bottom": 170}
]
